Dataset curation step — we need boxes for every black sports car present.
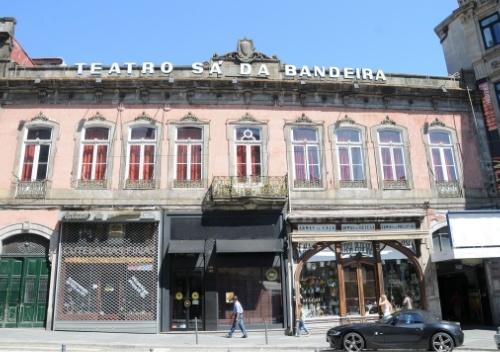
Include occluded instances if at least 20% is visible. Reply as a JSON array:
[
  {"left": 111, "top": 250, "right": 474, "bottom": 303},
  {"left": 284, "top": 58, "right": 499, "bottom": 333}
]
[{"left": 326, "top": 309, "right": 464, "bottom": 351}]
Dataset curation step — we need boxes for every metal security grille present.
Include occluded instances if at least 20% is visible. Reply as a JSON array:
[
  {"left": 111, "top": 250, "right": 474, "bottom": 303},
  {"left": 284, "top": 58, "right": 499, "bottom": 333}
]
[{"left": 56, "top": 222, "right": 158, "bottom": 322}]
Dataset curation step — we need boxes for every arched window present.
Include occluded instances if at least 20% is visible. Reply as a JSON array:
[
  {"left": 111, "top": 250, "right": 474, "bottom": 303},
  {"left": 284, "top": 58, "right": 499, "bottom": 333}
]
[
  {"left": 292, "top": 127, "right": 321, "bottom": 188},
  {"left": 336, "top": 128, "right": 364, "bottom": 182},
  {"left": 175, "top": 127, "right": 203, "bottom": 182}
]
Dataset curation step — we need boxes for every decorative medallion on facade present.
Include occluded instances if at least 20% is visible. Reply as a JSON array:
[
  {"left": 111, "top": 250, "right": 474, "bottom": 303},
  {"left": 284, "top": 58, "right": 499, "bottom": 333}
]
[
  {"left": 134, "top": 111, "right": 155, "bottom": 122},
  {"left": 31, "top": 111, "right": 49, "bottom": 122},
  {"left": 381, "top": 115, "right": 396, "bottom": 125},
  {"left": 180, "top": 111, "right": 199, "bottom": 122},
  {"left": 89, "top": 111, "right": 106, "bottom": 121}
]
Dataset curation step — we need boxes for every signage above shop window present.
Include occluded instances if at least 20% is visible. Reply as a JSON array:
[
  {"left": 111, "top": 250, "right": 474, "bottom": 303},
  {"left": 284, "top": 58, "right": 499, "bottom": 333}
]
[
  {"left": 381, "top": 223, "right": 416, "bottom": 230},
  {"left": 298, "top": 224, "right": 336, "bottom": 232},
  {"left": 341, "top": 224, "right": 375, "bottom": 231}
]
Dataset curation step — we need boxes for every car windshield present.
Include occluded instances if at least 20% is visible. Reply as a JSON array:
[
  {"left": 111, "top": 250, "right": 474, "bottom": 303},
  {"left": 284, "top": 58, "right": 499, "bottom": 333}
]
[{"left": 379, "top": 313, "right": 397, "bottom": 324}]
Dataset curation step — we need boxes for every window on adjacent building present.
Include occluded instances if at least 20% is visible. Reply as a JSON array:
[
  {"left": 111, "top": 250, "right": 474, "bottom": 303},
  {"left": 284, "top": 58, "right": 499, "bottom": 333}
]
[
  {"left": 80, "top": 127, "right": 109, "bottom": 181},
  {"left": 429, "top": 131, "right": 457, "bottom": 181},
  {"left": 127, "top": 126, "right": 156, "bottom": 181},
  {"left": 175, "top": 127, "right": 202, "bottom": 182},
  {"left": 378, "top": 129, "right": 407, "bottom": 181},
  {"left": 21, "top": 127, "right": 52, "bottom": 181},
  {"left": 235, "top": 127, "right": 262, "bottom": 179},
  {"left": 292, "top": 127, "right": 321, "bottom": 187},
  {"left": 336, "top": 128, "right": 364, "bottom": 182},
  {"left": 480, "top": 13, "right": 500, "bottom": 49}
]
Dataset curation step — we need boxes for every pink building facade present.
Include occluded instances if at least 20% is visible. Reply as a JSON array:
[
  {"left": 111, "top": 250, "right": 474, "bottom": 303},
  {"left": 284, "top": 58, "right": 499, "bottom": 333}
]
[{"left": 1, "top": 18, "right": 498, "bottom": 332}]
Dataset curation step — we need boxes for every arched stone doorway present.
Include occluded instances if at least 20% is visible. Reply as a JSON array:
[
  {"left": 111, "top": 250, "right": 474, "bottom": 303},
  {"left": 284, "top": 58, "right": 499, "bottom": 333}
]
[
  {"left": 294, "top": 240, "right": 424, "bottom": 321},
  {"left": 0, "top": 224, "right": 52, "bottom": 328}
]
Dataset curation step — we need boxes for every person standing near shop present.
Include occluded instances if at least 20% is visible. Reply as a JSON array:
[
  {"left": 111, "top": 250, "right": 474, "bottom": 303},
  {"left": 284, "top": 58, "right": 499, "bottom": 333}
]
[
  {"left": 402, "top": 293, "right": 413, "bottom": 309},
  {"left": 379, "top": 294, "right": 393, "bottom": 317},
  {"left": 226, "top": 296, "right": 248, "bottom": 338},
  {"left": 295, "top": 304, "right": 311, "bottom": 337}
]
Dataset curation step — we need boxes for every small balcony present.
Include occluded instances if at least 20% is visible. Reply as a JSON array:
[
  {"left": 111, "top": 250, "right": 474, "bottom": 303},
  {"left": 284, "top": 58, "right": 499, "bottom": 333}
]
[
  {"left": 124, "top": 179, "right": 156, "bottom": 190},
  {"left": 211, "top": 176, "right": 288, "bottom": 206},
  {"left": 15, "top": 180, "right": 47, "bottom": 199}
]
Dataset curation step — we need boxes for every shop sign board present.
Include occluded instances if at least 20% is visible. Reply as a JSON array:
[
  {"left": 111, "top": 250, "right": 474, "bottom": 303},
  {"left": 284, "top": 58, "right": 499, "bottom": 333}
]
[{"left": 341, "top": 241, "right": 373, "bottom": 256}]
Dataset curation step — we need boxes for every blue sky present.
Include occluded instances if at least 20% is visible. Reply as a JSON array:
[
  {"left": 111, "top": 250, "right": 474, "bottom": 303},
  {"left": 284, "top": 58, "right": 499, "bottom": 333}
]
[{"left": 3, "top": 1, "right": 457, "bottom": 76}]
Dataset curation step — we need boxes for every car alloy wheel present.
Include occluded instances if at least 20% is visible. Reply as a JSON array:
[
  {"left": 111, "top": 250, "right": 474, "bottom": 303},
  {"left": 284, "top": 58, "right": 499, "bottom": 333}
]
[
  {"left": 431, "top": 332, "right": 454, "bottom": 352},
  {"left": 343, "top": 332, "right": 365, "bottom": 352}
]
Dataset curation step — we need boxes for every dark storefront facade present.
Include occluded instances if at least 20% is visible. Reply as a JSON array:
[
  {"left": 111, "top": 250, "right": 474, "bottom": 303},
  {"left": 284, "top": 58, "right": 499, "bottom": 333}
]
[{"left": 161, "top": 211, "right": 288, "bottom": 332}]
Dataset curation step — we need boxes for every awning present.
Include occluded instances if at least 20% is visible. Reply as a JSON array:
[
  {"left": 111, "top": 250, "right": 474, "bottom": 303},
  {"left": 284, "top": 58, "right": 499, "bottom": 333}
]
[
  {"left": 291, "top": 230, "right": 429, "bottom": 242},
  {"left": 216, "top": 239, "right": 283, "bottom": 253},
  {"left": 432, "top": 211, "right": 500, "bottom": 262},
  {"left": 168, "top": 240, "right": 205, "bottom": 253}
]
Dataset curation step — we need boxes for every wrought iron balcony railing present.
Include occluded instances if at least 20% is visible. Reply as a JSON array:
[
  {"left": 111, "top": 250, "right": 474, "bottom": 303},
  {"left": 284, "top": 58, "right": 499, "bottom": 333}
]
[
  {"left": 124, "top": 179, "right": 156, "bottom": 190},
  {"left": 16, "top": 180, "right": 47, "bottom": 199},
  {"left": 212, "top": 176, "right": 288, "bottom": 199},
  {"left": 382, "top": 179, "right": 410, "bottom": 190},
  {"left": 77, "top": 179, "right": 107, "bottom": 189},
  {"left": 173, "top": 179, "right": 205, "bottom": 188},
  {"left": 435, "top": 180, "right": 463, "bottom": 198}
]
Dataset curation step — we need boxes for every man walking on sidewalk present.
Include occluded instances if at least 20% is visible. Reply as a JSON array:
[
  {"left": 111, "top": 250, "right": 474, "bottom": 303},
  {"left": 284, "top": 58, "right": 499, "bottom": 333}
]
[{"left": 226, "top": 295, "right": 248, "bottom": 338}]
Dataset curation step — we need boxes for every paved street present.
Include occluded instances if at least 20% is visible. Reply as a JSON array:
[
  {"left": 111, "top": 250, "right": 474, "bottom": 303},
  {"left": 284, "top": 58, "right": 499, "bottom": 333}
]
[{"left": 0, "top": 326, "right": 496, "bottom": 352}]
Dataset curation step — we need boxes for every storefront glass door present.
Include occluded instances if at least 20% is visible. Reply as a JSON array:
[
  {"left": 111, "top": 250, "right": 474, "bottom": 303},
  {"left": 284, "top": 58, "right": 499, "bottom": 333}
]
[{"left": 170, "top": 253, "right": 204, "bottom": 330}]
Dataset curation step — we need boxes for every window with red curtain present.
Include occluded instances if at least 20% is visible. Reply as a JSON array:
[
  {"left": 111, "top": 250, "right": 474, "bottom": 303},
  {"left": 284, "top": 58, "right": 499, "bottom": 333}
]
[
  {"left": 128, "top": 127, "right": 156, "bottom": 180},
  {"left": 235, "top": 127, "right": 262, "bottom": 178},
  {"left": 80, "top": 127, "right": 109, "bottom": 180},
  {"left": 292, "top": 128, "right": 320, "bottom": 182},
  {"left": 429, "top": 131, "right": 457, "bottom": 181},
  {"left": 175, "top": 127, "right": 202, "bottom": 181},
  {"left": 336, "top": 129, "right": 364, "bottom": 181},
  {"left": 378, "top": 130, "right": 406, "bottom": 181},
  {"left": 21, "top": 127, "right": 52, "bottom": 181}
]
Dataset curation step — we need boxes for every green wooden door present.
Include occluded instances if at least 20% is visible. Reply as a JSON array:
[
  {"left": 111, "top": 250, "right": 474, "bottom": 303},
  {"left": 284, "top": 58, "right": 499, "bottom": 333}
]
[{"left": 0, "top": 257, "right": 49, "bottom": 328}]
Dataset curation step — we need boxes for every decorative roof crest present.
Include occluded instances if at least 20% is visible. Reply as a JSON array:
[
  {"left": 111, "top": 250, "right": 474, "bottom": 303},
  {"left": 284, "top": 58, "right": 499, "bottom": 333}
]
[
  {"left": 31, "top": 111, "right": 49, "bottom": 122},
  {"left": 214, "top": 38, "right": 276, "bottom": 63}
]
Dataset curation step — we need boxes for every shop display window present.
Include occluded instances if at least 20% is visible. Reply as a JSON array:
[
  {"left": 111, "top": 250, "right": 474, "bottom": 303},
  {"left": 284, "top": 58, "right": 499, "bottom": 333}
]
[
  {"left": 299, "top": 260, "right": 339, "bottom": 317},
  {"left": 381, "top": 257, "right": 421, "bottom": 310}
]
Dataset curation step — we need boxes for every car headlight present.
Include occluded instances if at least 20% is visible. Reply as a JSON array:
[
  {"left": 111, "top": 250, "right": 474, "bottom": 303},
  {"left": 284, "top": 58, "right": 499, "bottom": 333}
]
[{"left": 328, "top": 330, "right": 342, "bottom": 336}]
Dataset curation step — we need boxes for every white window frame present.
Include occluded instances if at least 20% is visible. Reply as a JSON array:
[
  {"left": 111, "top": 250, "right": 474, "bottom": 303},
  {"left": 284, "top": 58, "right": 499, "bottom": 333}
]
[
  {"left": 234, "top": 126, "right": 263, "bottom": 179},
  {"left": 175, "top": 126, "right": 203, "bottom": 182},
  {"left": 428, "top": 130, "right": 458, "bottom": 182},
  {"left": 335, "top": 128, "right": 365, "bottom": 182},
  {"left": 126, "top": 126, "right": 157, "bottom": 181},
  {"left": 78, "top": 126, "right": 111, "bottom": 181},
  {"left": 19, "top": 127, "right": 53, "bottom": 181}
]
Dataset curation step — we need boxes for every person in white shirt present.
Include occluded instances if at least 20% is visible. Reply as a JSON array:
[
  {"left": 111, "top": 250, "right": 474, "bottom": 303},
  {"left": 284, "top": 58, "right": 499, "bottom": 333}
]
[
  {"left": 402, "top": 294, "right": 413, "bottom": 309},
  {"left": 226, "top": 295, "right": 248, "bottom": 338}
]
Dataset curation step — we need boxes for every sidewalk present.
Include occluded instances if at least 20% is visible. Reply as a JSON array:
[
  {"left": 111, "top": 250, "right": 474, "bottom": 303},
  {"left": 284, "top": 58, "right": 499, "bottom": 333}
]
[{"left": 0, "top": 326, "right": 496, "bottom": 352}]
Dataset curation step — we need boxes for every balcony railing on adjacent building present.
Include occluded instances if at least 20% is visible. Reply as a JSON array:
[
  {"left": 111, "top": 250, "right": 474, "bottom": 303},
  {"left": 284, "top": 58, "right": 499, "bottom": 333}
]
[
  {"left": 15, "top": 180, "right": 47, "bottom": 199},
  {"left": 436, "top": 180, "right": 463, "bottom": 198},
  {"left": 211, "top": 176, "right": 288, "bottom": 199}
]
